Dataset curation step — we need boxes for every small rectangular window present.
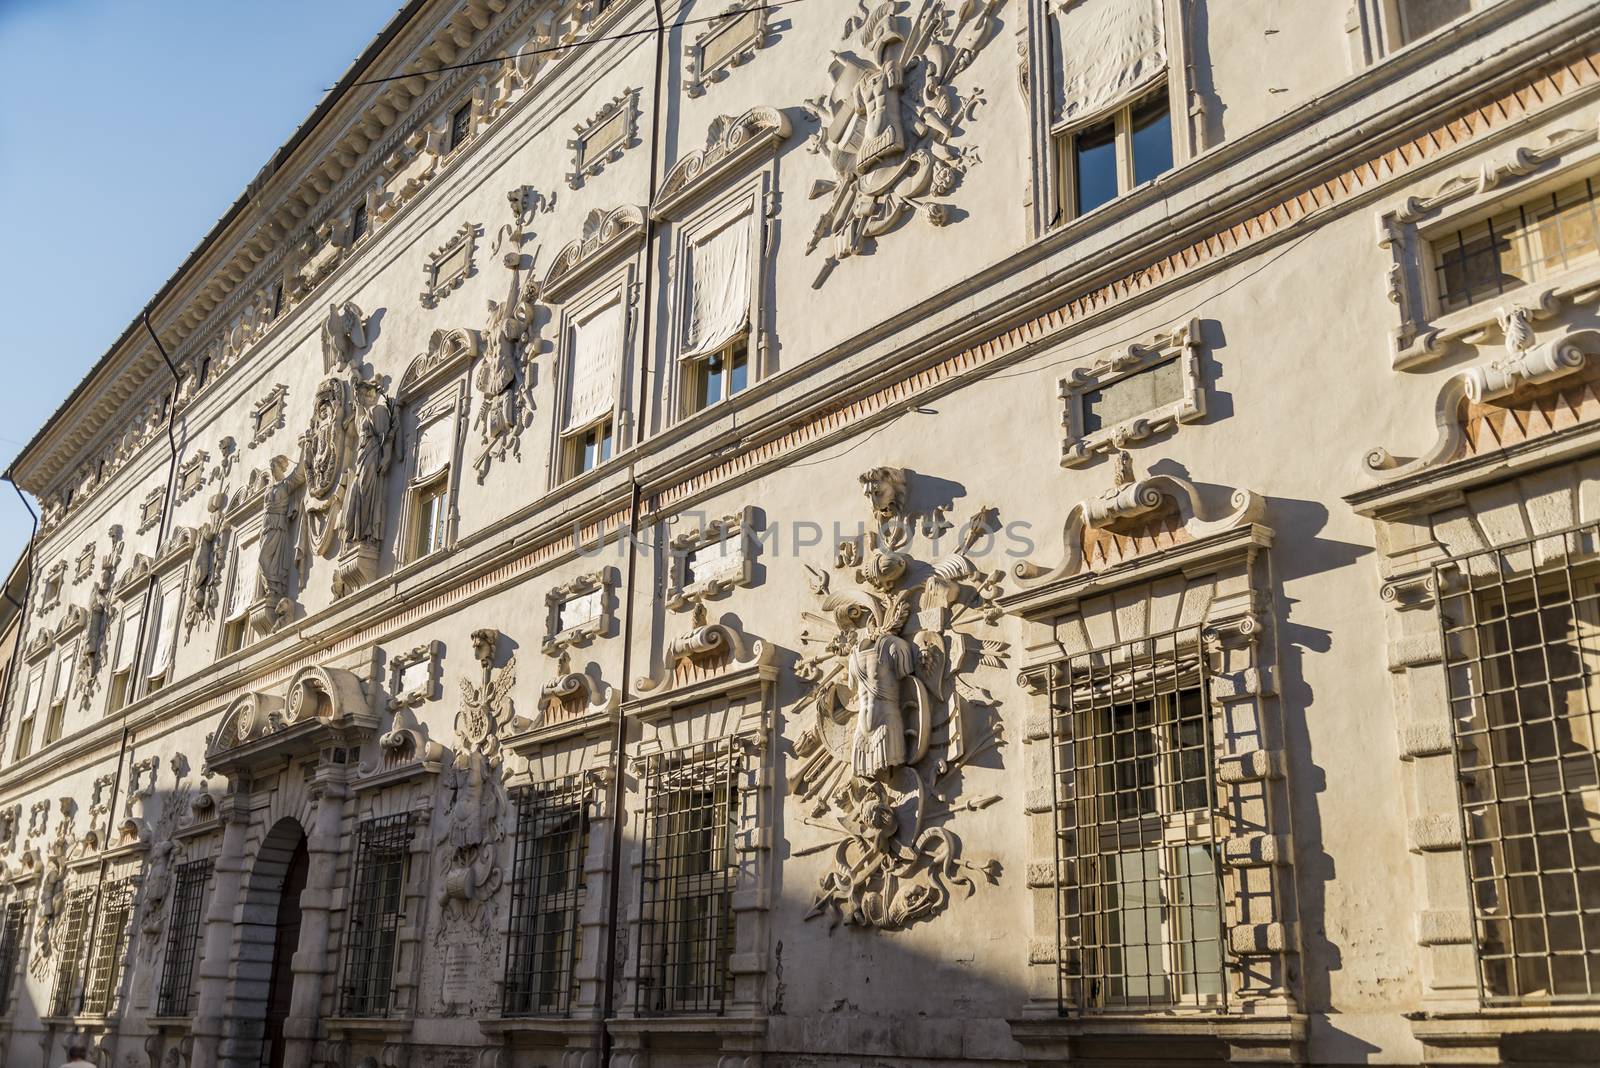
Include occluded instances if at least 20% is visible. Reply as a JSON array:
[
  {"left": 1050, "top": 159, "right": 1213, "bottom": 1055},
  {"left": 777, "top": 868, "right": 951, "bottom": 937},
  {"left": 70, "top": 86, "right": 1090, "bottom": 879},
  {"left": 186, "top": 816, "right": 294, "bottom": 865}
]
[
  {"left": 1056, "top": 88, "right": 1174, "bottom": 223},
  {"left": 339, "top": 814, "right": 413, "bottom": 1018},
  {"left": 1431, "top": 175, "right": 1600, "bottom": 315},
  {"left": 411, "top": 476, "right": 449, "bottom": 561},
  {"left": 158, "top": 859, "right": 213, "bottom": 1018},
  {"left": 351, "top": 200, "right": 369, "bottom": 244},
  {"left": 636, "top": 741, "right": 743, "bottom": 1016},
  {"left": 451, "top": 102, "right": 473, "bottom": 151},
  {"left": 687, "top": 337, "right": 750, "bottom": 415},
  {"left": 504, "top": 776, "right": 590, "bottom": 1017}
]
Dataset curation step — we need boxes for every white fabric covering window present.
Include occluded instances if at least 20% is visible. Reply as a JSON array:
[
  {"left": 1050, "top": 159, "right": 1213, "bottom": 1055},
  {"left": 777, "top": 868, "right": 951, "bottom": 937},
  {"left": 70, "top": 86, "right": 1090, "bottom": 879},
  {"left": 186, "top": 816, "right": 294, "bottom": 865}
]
[
  {"left": 146, "top": 586, "right": 179, "bottom": 682},
  {"left": 415, "top": 416, "right": 453, "bottom": 480},
  {"left": 564, "top": 300, "right": 625, "bottom": 434},
  {"left": 226, "top": 539, "right": 259, "bottom": 622},
  {"left": 682, "top": 214, "right": 752, "bottom": 361},
  {"left": 23, "top": 664, "right": 44, "bottom": 716},
  {"left": 112, "top": 607, "right": 143, "bottom": 673},
  {"left": 1056, "top": 0, "right": 1167, "bottom": 124}
]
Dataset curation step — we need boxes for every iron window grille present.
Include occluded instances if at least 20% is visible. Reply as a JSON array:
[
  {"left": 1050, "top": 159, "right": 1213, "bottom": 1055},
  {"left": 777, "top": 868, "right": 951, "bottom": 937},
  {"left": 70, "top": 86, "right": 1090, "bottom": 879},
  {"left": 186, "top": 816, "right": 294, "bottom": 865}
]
[
  {"left": 81, "top": 875, "right": 138, "bottom": 1015},
  {"left": 0, "top": 900, "right": 30, "bottom": 1011},
  {"left": 635, "top": 739, "right": 745, "bottom": 1017},
  {"left": 48, "top": 883, "right": 95, "bottom": 1017},
  {"left": 157, "top": 858, "right": 213, "bottom": 1017},
  {"left": 339, "top": 813, "right": 413, "bottom": 1018},
  {"left": 503, "top": 775, "right": 591, "bottom": 1017},
  {"left": 1434, "top": 520, "right": 1600, "bottom": 1004},
  {"left": 1046, "top": 626, "right": 1228, "bottom": 1013}
]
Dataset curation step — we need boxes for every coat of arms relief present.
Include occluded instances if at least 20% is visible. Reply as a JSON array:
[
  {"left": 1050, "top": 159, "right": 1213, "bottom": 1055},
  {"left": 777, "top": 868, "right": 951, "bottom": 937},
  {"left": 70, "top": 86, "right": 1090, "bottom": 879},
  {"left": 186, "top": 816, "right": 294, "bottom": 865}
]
[
  {"left": 791, "top": 467, "right": 1007, "bottom": 929},
  {"left": 802, "top": 0, "right": 1003, "bottom": 286}
]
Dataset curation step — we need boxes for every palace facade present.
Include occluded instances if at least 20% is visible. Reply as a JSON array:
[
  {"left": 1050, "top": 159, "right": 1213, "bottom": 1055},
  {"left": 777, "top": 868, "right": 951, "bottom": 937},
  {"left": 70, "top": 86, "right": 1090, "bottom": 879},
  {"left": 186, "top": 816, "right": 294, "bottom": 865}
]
[{"left": 1, "top": 1, "right": 1599, "bottom": 1065}]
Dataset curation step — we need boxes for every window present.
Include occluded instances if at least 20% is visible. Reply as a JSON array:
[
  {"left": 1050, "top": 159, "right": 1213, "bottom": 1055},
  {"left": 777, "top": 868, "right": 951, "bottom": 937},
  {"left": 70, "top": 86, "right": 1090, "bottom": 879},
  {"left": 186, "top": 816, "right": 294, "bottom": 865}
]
[
  {"left": 44, "top": 642, "right": 75, "bottom": 743},
  {"left": 1431, "top": 175, "right": 1600, "bottom": 315},
  {"left": 450, "top": 101, "right": 473, "bottom": 151},
  {"left": 82, "top": 875, "right": 137, "bottom": 1014},
  {"left": 678, "top": 212, "right": 755, "bottom": 417},
  {"left": 220, "top": 534, "right": 259, "bottom": 656},
  {"left": 11, "top": 664, "right": 43, "bottom": 761},
  {"left": 0, "top": 900, "right": 30, "bottom": 1011},
  {"left": 412, "top": 477, "right": 448, "bottom": 560},
  {"left": 504, "top": 776, "right": 590, "bottom": 1017},
  {"left": 109, "top": 601, "right": 145, "bottom": 712},
  {"left": 158, "top": 859, "right": 213, "bottom": 1017},
  {"left": 567, "top": 420, "right": 614, "bottom": 480},
  {"left": 1056, "top": 89, "right": 1173, "bottom": 220},
  {"left": 339, "top": 814, "right": 412, "bottom": 1018},
  {"left": 351, "top": 200, "right": 369, "bottom": 244},
  {"left": 636, "top": 741, "right": 743, "bottom": 1016},
  {"left": 1436, "top": 524, "right": 1600, "bottom": 1004},
  {"left": 559, "top": 299, "right": 625, "bottom": 481},
  {"left": 1047, "top": 629, "right": 1225, "bottom": 1010},
  {"left": 1394, "top": 0, "right": 1473, "bottom": 45},
  {"left": 49, "top": 884, "right": 94, "bottom": 1017},
  {"left": 407, "top": 412, "right": 453, "bottom": 562},
  {"left": 145, "top": 582, "right": 180, "bottom": 695}
]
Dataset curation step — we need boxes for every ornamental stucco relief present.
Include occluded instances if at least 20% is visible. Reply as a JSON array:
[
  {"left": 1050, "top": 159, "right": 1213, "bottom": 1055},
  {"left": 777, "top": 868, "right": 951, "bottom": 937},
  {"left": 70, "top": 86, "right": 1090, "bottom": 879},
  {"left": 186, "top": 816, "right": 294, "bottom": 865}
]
[
  {"left": 802, "top": 0, "right": 1003, "bottom": 286},
  {"left": 790, "top": 467, "right": 1006, "bottom": 930}
]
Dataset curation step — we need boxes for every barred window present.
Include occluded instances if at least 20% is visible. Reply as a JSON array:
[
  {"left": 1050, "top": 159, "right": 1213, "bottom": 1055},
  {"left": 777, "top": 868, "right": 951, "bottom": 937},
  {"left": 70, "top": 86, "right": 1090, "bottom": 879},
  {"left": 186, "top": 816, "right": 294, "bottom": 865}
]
[
  {"left": 0, "top": 900, "right": 30, "bottom": 1010},
  {"left": 82, "top": 875, "right": 137, "bottom": 1014},
  {"left": 338, "top": 814, "right": 412, "bottom": 1017},
  {"left": 49, "top": 883, "right": 95, "bottom": 1017},
  {"left": 1436, "top": 523, "right": 1600, "bottom": 1004},
  {"left": 1432, "top": 175, "right": 1600, "bottom": 314},
  {"left": 503, "top": 776, "right": 590, "bottom": 1017},
  {"left": 158, "top": 859, "right": 213, "bottom": 1017},
  {"left": 1047, "top": 628, "right": 1226, "bottom": 1011},
  {"left": 636, "top": 740, "right": 744, "bottom": 1016}
]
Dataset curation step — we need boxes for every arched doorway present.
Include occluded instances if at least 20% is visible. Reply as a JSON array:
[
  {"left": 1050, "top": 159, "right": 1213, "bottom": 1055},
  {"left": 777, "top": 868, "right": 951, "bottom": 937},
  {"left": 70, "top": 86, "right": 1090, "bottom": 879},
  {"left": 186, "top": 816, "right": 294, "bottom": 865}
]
[{"left": 228, "top": 818, "right": 307, "bottom": 1068}]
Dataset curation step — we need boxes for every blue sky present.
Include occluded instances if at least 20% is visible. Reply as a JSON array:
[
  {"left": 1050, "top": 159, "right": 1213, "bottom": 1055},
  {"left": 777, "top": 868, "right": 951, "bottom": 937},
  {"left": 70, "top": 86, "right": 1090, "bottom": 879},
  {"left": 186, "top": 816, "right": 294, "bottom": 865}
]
[{"left": 0, "top": 0, "right": 405, "bottom": 574}]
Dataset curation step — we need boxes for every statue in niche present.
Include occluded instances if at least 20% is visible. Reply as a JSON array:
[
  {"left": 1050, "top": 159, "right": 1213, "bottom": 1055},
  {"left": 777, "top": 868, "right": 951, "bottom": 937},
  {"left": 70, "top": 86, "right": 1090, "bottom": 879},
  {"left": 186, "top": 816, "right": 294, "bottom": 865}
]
[
  {"left": 792, "top": 467, "right": 1007, "bottom": 930},
  {"left": 802, "top": 0, "right": 1003, "bottom": 286},
  {"left": 75, "top": 529, "right": 123, "bottom": 704},
  {"left": 473, "top": 264, "right": 540, "bottom": 481},
  {"left": 259, "top": 455, "right": 302, "bottom": 607},
  {"left": 293, "top": 300, "right": 397, "bottom": 597},
  {"left": 186, "top": 492, "right": 226, "bottom": 633}
]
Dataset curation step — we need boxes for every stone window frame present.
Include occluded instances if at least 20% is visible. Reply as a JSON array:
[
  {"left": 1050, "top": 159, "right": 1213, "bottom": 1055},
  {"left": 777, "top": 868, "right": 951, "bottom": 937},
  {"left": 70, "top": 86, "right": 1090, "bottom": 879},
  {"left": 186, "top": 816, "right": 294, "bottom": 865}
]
[
  {"left": 1377, "top": 121, "right": 1600, "bottom": 370},
  {"left": 1346, "top": 0, "right": 1492, "bottom": 66},
  {"left": 73, "top": 544, "right": 95, "bottom": 584},
  {"left": 419, "top": 221, "right": 480, "bottom": 309},
  {"left": 548, "top": 261, "right": 638, "bottom": 486},
  {"left": 1005, "top": 490, "right": 1301, "bottom": 1060},
  {"left": 542, "top": 568, "right": 617, "bottom": 656},
  {"left": 137, "top": 487, "right": 166, "bottom": 535},
  {"left": 1057, "top": 317, "right": 1205, "bottom": 468},
  {"left": 567, "top": 89, "right": 639, "bottom": 190},
  {"left": 388, "top": 640, "right": 442, "bottom": 710},
  {"left": 249, "top": 383, "right": 288, "bottom": 448},
  {"left": 1019, "top": 0, "right": 1203, "bottom": 240},
  {"left": 175, "top": 451, "right": 210, "bottom": 505},
  {"left": 665, "top": 506, "right": 757, "bottom": 611},
  {"left": 683, "top": 1, "right": 773, "bottom": 98},
  {"left": 216, "top": 510, "right": 265, "bottom": 660},
  {"left": 395, "top": 385, "right": 467, "bottom": 566},
  {"left": 140, "top": 555, "right": 189, "bottom": 698},
  {"left": 38, "top": 561, "right": 67, "bottom": 614}
]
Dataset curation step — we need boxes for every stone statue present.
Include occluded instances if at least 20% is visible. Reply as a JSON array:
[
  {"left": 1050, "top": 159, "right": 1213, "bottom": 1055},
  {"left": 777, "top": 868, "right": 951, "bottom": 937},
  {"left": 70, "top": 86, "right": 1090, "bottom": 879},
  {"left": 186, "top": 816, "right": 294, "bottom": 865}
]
[
  {"left": 474, "top": 265, "right": 539, "bottom": 480},
  {"left": 320, "top": 300, "right": 368, "bottom": 371},
  {"left": 339, "top": 391, "right": 395, "bottom": 547},
  {"left": 847, "top": 593, "right": 916, "bottom": 779},
  {"left": 260, "top": 455, "right": 302, "bottom": 603},
  {"left": 186, "top": 493, "right": 226, "bottom": 632}
]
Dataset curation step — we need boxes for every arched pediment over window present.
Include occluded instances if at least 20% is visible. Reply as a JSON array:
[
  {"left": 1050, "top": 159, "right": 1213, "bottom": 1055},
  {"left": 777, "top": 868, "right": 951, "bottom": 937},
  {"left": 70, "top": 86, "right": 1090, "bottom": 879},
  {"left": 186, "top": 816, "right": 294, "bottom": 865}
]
[{"left": 205, "top": 664, "right": 377, "bottom": 775}]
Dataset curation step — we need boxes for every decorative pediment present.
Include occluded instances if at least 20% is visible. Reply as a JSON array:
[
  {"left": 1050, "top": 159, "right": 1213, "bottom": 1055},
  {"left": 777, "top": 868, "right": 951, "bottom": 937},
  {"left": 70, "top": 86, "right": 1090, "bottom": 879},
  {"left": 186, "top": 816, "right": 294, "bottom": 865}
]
[
  {"left": 355, "top": 702, "right": 447, "bottom": 791},
  {"left": 1011, "top": 451, "right": 1266, "bottom": 605},
  {"left": 1361, "top": 323, "right": 1600, "bottom": 493},
  {"left": 400, "top": 327, "right": 482, "bottom": 400},
  {"left": 652, "top": 108, "right": 790, "bottom": 219},
  {"left": 542, "top": 205, "right": 644, "bottom": 302},
  {"left": 205, "top": 664, "right": 376, "bottom": 773},
  {"left": 115, "top": 553, "right": 155, "bottom": 596},
  {"left": 537, "top": 664, "right": 620, "bottom": 731},
  {"left": 634, "top": 614, "right": 774, "bottom": 709}
]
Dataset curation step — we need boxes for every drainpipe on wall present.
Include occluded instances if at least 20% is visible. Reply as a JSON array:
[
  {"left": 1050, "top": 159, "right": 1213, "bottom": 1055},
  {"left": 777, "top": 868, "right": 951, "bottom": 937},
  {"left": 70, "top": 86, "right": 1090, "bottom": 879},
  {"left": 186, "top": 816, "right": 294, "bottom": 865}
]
[{"left": 599, "top": 0, "right": 669, "bottom": 1060}]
